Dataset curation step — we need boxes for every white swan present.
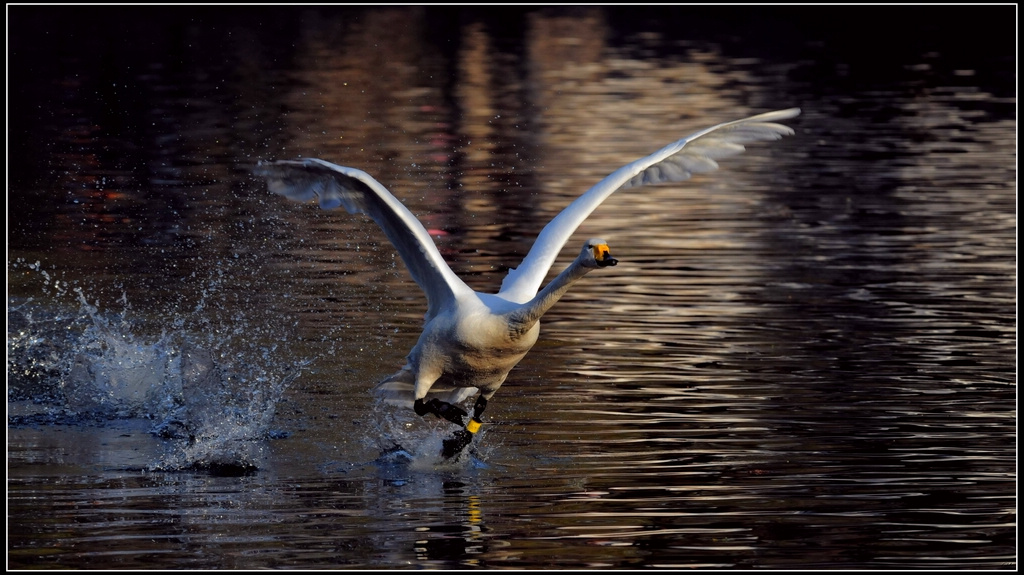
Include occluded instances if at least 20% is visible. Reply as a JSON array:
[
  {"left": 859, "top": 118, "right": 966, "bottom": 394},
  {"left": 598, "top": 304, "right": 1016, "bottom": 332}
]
[{"left": 256, "top": 108, "right": 800, "bottom": 457}]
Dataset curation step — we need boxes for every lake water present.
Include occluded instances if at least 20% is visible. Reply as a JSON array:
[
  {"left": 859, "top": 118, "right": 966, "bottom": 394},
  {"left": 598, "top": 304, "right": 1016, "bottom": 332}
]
[{"left": 7, "top": 6, "right": 1016, "bottom": 569}]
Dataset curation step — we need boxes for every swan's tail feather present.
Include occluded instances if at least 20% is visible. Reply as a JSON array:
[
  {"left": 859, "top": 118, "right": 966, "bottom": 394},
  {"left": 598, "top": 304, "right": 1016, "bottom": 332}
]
[{"left": 373, "top": 368, "right": 478, "bottom": 409}]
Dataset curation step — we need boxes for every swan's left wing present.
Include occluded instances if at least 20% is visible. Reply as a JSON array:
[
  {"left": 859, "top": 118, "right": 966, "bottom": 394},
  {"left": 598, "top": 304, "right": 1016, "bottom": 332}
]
[
  {"left": 256, "top": 158, "right": 473, "bottom": 320},
  {"left": 497, "top": 108, "right": 801, "bottom": 303}
]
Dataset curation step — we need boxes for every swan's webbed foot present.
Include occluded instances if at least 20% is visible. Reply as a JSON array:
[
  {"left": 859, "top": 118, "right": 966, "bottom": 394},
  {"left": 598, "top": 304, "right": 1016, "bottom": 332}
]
[
  {"left": 441, "top": 395, "right": 491, "bottom": 459},
  {"left": 414, "top": 398, "right": 468, "bottom": 426},
  {"left": 414, "top": 395, "right": 490, "bottom": 459},
  {"left": 441, "top": 428, "right": 474, "bottom": 459}
]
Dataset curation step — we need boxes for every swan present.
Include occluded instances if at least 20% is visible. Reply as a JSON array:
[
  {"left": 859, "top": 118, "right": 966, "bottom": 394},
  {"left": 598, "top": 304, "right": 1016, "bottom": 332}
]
[{"left": 256, "top": 107, "right": 800, "bottom": 458}]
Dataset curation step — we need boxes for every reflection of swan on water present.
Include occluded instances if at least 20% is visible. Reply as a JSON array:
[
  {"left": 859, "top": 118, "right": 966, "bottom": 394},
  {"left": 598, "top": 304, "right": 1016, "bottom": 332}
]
[{"left": 256, "top": 108, "right": 800, "bottom": 459}]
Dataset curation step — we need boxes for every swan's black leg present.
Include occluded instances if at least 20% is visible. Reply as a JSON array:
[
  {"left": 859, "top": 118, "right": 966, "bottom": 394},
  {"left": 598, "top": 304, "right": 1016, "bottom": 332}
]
[{"left": 472, "top": 395, "right": 488, "bottom": 420}]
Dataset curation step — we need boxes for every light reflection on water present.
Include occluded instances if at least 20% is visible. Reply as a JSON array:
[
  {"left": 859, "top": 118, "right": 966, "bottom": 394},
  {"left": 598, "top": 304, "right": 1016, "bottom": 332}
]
[{"left": 7, "top": 6, "right": 1015, "bottom": 570}]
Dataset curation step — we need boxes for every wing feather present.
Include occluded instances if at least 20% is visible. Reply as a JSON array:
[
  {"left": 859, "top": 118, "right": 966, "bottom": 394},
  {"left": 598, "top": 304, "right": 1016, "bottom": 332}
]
[
  {"left": 255, "top": 158, "right": 472, "bottom": 319},
  {"left": 497, "top": 108, "right": 800, "bottom": 303}
]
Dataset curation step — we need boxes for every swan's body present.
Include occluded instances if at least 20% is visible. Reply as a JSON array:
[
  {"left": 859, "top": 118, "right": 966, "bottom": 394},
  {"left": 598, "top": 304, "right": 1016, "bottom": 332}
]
[{"left": 256, "top": 108, "right": 800, "bottom": 457}]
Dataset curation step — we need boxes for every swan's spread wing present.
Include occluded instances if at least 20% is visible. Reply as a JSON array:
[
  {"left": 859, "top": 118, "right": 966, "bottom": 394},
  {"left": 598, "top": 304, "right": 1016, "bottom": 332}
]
[
  {"left": 497, "top": 108, "right": 801, "bottom": 303},
  {"left": 256, "top": 158, "right": 472, "bottom": 319}
]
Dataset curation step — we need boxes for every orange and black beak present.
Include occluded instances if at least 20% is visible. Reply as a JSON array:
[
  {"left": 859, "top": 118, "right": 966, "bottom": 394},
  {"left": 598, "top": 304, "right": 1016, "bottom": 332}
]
[{"left": 593, "top": 243, "right": 618, "bottom": 268}]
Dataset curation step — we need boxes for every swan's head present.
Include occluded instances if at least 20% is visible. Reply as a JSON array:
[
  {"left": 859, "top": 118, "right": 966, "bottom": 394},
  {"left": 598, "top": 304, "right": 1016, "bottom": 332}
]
[{"left": 581, "top": 238, "right": 618, "bottom": 269}]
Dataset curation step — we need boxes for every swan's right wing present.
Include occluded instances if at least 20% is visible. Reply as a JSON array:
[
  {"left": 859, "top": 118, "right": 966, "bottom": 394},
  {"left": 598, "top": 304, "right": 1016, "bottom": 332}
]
[
  {"left": 497, "top": 108, "right": 800, "bottom": 303},
  {"left": 255, "top": 158, "right": 473, "bottom": 320}
]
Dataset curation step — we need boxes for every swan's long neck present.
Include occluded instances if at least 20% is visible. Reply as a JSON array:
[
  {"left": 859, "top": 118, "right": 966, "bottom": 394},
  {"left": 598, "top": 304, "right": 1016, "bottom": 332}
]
[{"left": 508, "top": 257, "right": 592, "bottom": 333}]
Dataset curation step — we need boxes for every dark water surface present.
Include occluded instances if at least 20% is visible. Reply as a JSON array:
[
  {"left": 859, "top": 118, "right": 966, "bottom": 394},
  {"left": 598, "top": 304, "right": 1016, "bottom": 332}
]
[{"left": 7, "top": 6, "right": 1016, "bottom": 569}]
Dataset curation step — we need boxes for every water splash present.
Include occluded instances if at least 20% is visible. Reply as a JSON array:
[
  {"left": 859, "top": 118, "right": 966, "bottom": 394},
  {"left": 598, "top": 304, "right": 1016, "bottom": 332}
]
[
  {"left": 7, "top": 261, "right": 306, "bottom": 475},
  {"left": 366, "top": 395, "right": 493, "bottom": 472}
]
